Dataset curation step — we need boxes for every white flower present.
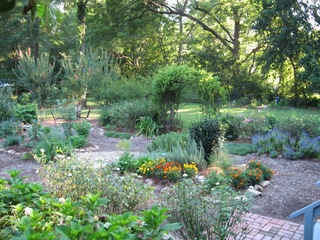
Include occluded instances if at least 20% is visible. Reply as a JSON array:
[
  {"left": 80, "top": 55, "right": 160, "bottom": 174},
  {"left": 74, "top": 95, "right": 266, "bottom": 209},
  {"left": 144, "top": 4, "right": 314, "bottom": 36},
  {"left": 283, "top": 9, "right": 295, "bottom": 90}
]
[
  {"left": 40, "top": 148, "right": 45, "bottom": 153},
  {"left": 116, "top": 168, "right": 120, "bottom": 171},
  {"left": 24, "top": 207, "right": 33, "bottom": 216},
  {"left": 35, "top": 170, "right": 39, "bottom": 174},
  {"left": 67, "top": 173, "right": 72, "bottom": 177},
  {"left": 59, "top": 197, "right": 66, "bottom": 204},
  {"left": 216, "top": 182, "right": 220, "bottom": 186},
  {"left": 182, "top": 173, "right": 188, "bottom": 178},
  {"left": 67, "top": 156, "right": 71, "bottom": 160}
]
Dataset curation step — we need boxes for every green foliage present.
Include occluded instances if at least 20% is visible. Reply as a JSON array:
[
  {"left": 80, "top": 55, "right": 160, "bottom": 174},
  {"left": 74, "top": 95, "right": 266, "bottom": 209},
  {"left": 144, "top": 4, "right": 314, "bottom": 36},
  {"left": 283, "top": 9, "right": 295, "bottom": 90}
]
[
  {"left": 100, "top": 98, "right": 159, "bottom": 130},
  {"left": 13, "top": 51, "right": 60, "bottom": 106},
  {"left": 161, "top": 179, "right": 250, "bottom": 239},
  {"left": 34, "top": 126, "right": 72, "bottom": 163},
  {"left": 115, "top": 152, "right": 135, "bottom": 173},
  {"left": 0, "top": 120, "right": 20, "bottom": 138},
  {"left": 68, "top": 135, "right": 87, "bottom": 148},
  {"left": 275, "top": 116, "right": 320, "bottom": 138},
  {"left": 135, "top": 116, "right": 163, "bottom": 138},
  {"left": 72, "top": 120, "right": 91, "bottom": 138},
  {"left": 165, "top": 138, "right": 207, "bottom": 171},
  {"left": 147, "top": 132, "right": 189, "bottom": 153},
  {"left": 104, "top": 131, "right": 132, "bottom": 139},
  {"left": 227, "top": 160, "right": 275, "bottom": 189},
  {"left": 3, "top": 135, "right": 22, "bottom": 147},
  {"left": 203, "top": 171, "right": 232, "bottom": 193},
  {"left": 0, "top": 86, "right": 15, "bottom": 120},
  {"left": 13, "top": 103, "right": 37, "bottom": 124},
  {"left": 41, "top": 157, "right": 154, "bottom": 214},
  {"left": 218, "top": 114, "right": 243, "bottom": 140},
  {"left": 0, "top": 170, "right": 177, "bottom": 239},
  {"left": 189, "top": 117, "right": 225, "bottom": 163}
]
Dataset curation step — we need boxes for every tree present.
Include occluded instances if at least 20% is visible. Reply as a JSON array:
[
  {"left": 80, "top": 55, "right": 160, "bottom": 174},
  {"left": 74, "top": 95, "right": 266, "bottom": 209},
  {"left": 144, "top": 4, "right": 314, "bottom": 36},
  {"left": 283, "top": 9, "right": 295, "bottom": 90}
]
[
  {"left": 13, "top": 49, "right": 60, "bottom": 106},
  {"left": 254, "top": 0, "right": 320, "bottom": 105}
]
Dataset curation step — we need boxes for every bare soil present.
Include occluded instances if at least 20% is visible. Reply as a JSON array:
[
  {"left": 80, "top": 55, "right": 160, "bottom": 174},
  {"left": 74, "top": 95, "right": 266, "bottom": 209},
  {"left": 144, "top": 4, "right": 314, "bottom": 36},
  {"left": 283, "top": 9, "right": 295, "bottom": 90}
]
[{"left": 1, "top": 119, "right": 320, "bottom": 224}]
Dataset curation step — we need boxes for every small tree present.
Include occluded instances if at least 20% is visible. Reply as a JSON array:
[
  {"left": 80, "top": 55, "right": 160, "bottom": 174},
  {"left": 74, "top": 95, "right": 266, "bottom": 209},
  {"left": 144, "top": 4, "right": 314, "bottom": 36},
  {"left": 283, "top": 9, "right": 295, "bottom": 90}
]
[{"left": 13, "top": 49, "right": 60, "bottom": 107}]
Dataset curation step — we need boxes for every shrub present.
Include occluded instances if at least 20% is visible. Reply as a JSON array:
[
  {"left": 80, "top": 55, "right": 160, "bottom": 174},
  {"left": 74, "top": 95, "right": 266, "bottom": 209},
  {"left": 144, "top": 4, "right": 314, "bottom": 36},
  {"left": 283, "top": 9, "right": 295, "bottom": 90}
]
[
  {"left": 68, "top": 135, "right": 87, "bottom": 148},
  {"left": 34, "top": 126, "right": 72, "bottom": 163},
  {"left": 189, "top": 117, "right": 225, "bottom": 163},
  {"left": 41, "top": 157, "right": 154, "bottom": 214},
  {"left": 73, "top": 120, "right": 91, "bottom": 138},
  {"left": 0, "top": 86, "right": 15, "bottom": 120},
  {"left": 115, "top": 152, "right": 135, "bottom": 173},
  {"left": 135, "top": 116, "right": 163, "bottom": 138},
  {"left": 203, "top": 171, "right": 232, "bottom": 192},
  {"left": 13, "top": 103, "right": 37, "bottom": 124},
  {"left": 161, "top": 179, "right": 250, "bottom": 239},
  {"left": 276, "top": 116, "right": 320, "bottom": 138},
  {"left": 3, "top": 135, "right": 22, "bottom": 146},
  {"left": 147, "top": 132, "right": 189, "bottom": 153},
  {"left": 0, "top": 170, "right": 179, "bottom": 239},
  {"left": 99, "top": 99, "right": 159, "bottom": 130},
  {"left": 0, "top": 120, "right": 21, "bottom": 138},
  {"left": 218, "top": 114, "right": 242, "bottom": 140},
  {"left": 165, "top": 137, "right": 207, "bottom": 171}
]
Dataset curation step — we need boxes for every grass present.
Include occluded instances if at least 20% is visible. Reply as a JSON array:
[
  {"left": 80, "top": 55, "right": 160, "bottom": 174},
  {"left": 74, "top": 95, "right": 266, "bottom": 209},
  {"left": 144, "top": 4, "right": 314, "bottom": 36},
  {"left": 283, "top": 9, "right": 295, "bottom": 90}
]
[
  {"left": 104, "top": 131, "right": 132, "bottom": 139},
  {"left": 223, "top": 142, "right": 255, "bottom": 156},
  {"left": 178, "top": 103, "right": 320, "bottom": 127}
]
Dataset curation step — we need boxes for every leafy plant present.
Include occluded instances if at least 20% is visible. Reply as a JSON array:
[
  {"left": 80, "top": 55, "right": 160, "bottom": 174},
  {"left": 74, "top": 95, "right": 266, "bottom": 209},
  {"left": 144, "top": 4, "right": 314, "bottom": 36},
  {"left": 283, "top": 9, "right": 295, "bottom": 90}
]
[
  {"left": 218, "top": 114, "right": 242, "bottom": 140},
  {"left": 147, "top": 132, "right": 189, "bottom": 153},
  {"left": 13, "top": 103, "right": 37, "bottom": 124},
  {"left": 72, "top": 120, "right": 91, "bottom": 138},
  {"left": 0, "top": 86, "right": 15, "bottom": 120},
  {"left": 115, "top": 152, "right": 135, "bottom": 173},
  {"left": 189, "top": 117, "right": 225, "bottom": 163},
  {"left": 3, "top": 135, "right": 22, "bottom": 146},
  {"left": 136, "top": 116, "right": 163, "bottom": 138},
  {"left": 161, "top": 179, "right": 251, "bottom": 239},
  {"left": 0, "top": 120, "right": 21, "bottom": 138},
  {"left": 68, "top": 135, "right": 87, "bottom": 148}
]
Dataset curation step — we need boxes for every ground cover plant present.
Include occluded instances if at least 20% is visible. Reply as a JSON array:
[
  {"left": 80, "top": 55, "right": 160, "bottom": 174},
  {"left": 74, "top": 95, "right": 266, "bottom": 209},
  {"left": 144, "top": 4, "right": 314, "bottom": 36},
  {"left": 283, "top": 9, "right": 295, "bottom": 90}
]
[{"left": 0, "top": 170, "right": 180, "bottom": 239}]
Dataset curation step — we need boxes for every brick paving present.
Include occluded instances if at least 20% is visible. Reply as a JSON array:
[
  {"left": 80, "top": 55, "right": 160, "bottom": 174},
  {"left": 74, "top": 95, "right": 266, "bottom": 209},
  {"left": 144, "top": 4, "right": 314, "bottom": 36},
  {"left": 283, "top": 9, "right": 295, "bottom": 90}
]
[{"left": 237, "top": 213, "right": 304, "bottom": 240}]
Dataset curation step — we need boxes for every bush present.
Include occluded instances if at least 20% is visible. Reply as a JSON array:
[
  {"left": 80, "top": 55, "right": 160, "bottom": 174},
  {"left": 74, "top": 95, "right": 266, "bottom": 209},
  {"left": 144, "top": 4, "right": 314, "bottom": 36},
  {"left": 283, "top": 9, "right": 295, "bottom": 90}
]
[
  {"left": 203, "top": 171, "right": 232, "bottom": 192},
  {"left": 276, "top": 116, "right": 320, "bottom": 138},
  {"left": 34, "top": 126, "right": 72, "bottom": 163},
  {"left": 165, "top": 138, "right": 207, "bottom": 171},
  {"left": 161, "top": 179, "right": 250, "bottom": 239},
  {"left": 73, "top": 120, "right": 91, "bottom": 138},
  {"left": 0, "top": 120, "right": 21, "bottom": 138},
  {"left": 218, "top": 114, "right": 242, "bottom": 140},
  {"left": 0, "top": 170, "right": 179, "bottom": 239},
  {"left": 41, "top": 157, "right": 154, "bottom": 214},
  {"left": 13, "top": 103, "right": 37, "bottom": 124},
  {"left": 0, "top": 86, "right": 15, "bottom": 120},
  {"left": 68, "top": 135, "right": 87, "bottom": 148},
  {"left": 189, "top": 117, "right": 225, "bottom": 163},
  {"left": 114, "top": 152, "right": 135, "bottom": 173},
  {"left": 135, "top": 116, "right": 163, "bottom": 137},
  {"left": 147, "top": 132, "right": 189, "bottom": 153},
  {"left": 99, "top": 98, "right": 159, "bottom": 130},
  {"left": 3, "top": 135, "right": 22, "bottom": 147}
]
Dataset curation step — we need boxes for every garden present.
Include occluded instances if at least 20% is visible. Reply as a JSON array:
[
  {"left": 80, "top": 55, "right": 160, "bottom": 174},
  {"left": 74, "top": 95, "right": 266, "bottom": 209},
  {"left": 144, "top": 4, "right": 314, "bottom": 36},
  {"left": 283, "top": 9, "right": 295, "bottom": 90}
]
[{"left": 1, "top": 1, "right": 320, "bottom": 238}]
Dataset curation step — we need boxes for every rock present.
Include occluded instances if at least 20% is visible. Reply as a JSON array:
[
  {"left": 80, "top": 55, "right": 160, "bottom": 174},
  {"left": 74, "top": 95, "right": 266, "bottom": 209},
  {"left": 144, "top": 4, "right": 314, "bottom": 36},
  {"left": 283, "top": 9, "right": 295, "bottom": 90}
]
[
  {"left": 7, "top": 150, "right": 15, "bottom": 154},
  {"left": 247, "top": 186, "right": 262, "bottom": 198},
  {"left": 259, "top": 181, "right": 271, "bottom": 188},
  {"left": 145, "top": 179, "right": 154, "bottom": 185},
  {"left": 0, "top": 149, "right": 5, "bottom": 153},
  {"left": 254, "top": 185, "right": 263, "bottom": 192},
  {"left": 196, "top": 175, "right": 205, "bottom": 183},
  {"left": 160, "top": 187, "right": 171, "bottom": 193}
]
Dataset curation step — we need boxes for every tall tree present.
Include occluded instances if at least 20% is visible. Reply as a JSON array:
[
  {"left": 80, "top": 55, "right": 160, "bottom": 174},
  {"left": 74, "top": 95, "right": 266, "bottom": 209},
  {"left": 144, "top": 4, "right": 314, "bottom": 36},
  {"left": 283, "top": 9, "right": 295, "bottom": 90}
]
[{"left": 254, "top": 0, "right": 320, "bottom": 105}]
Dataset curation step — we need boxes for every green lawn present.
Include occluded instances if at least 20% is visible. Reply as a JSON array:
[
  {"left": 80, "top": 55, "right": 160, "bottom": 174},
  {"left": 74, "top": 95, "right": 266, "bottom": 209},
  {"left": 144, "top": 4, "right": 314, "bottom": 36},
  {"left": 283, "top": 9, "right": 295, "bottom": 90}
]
[{"left": 178, "top": 103, "right": 320, "bottom": 127}]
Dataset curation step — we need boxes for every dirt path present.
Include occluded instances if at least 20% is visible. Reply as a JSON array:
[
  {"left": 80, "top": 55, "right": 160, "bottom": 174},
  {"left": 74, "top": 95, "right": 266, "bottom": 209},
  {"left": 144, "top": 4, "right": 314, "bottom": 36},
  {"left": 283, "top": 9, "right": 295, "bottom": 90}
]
[{"left": 1, "top": 119, "right": 320, "bottom": 224}]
